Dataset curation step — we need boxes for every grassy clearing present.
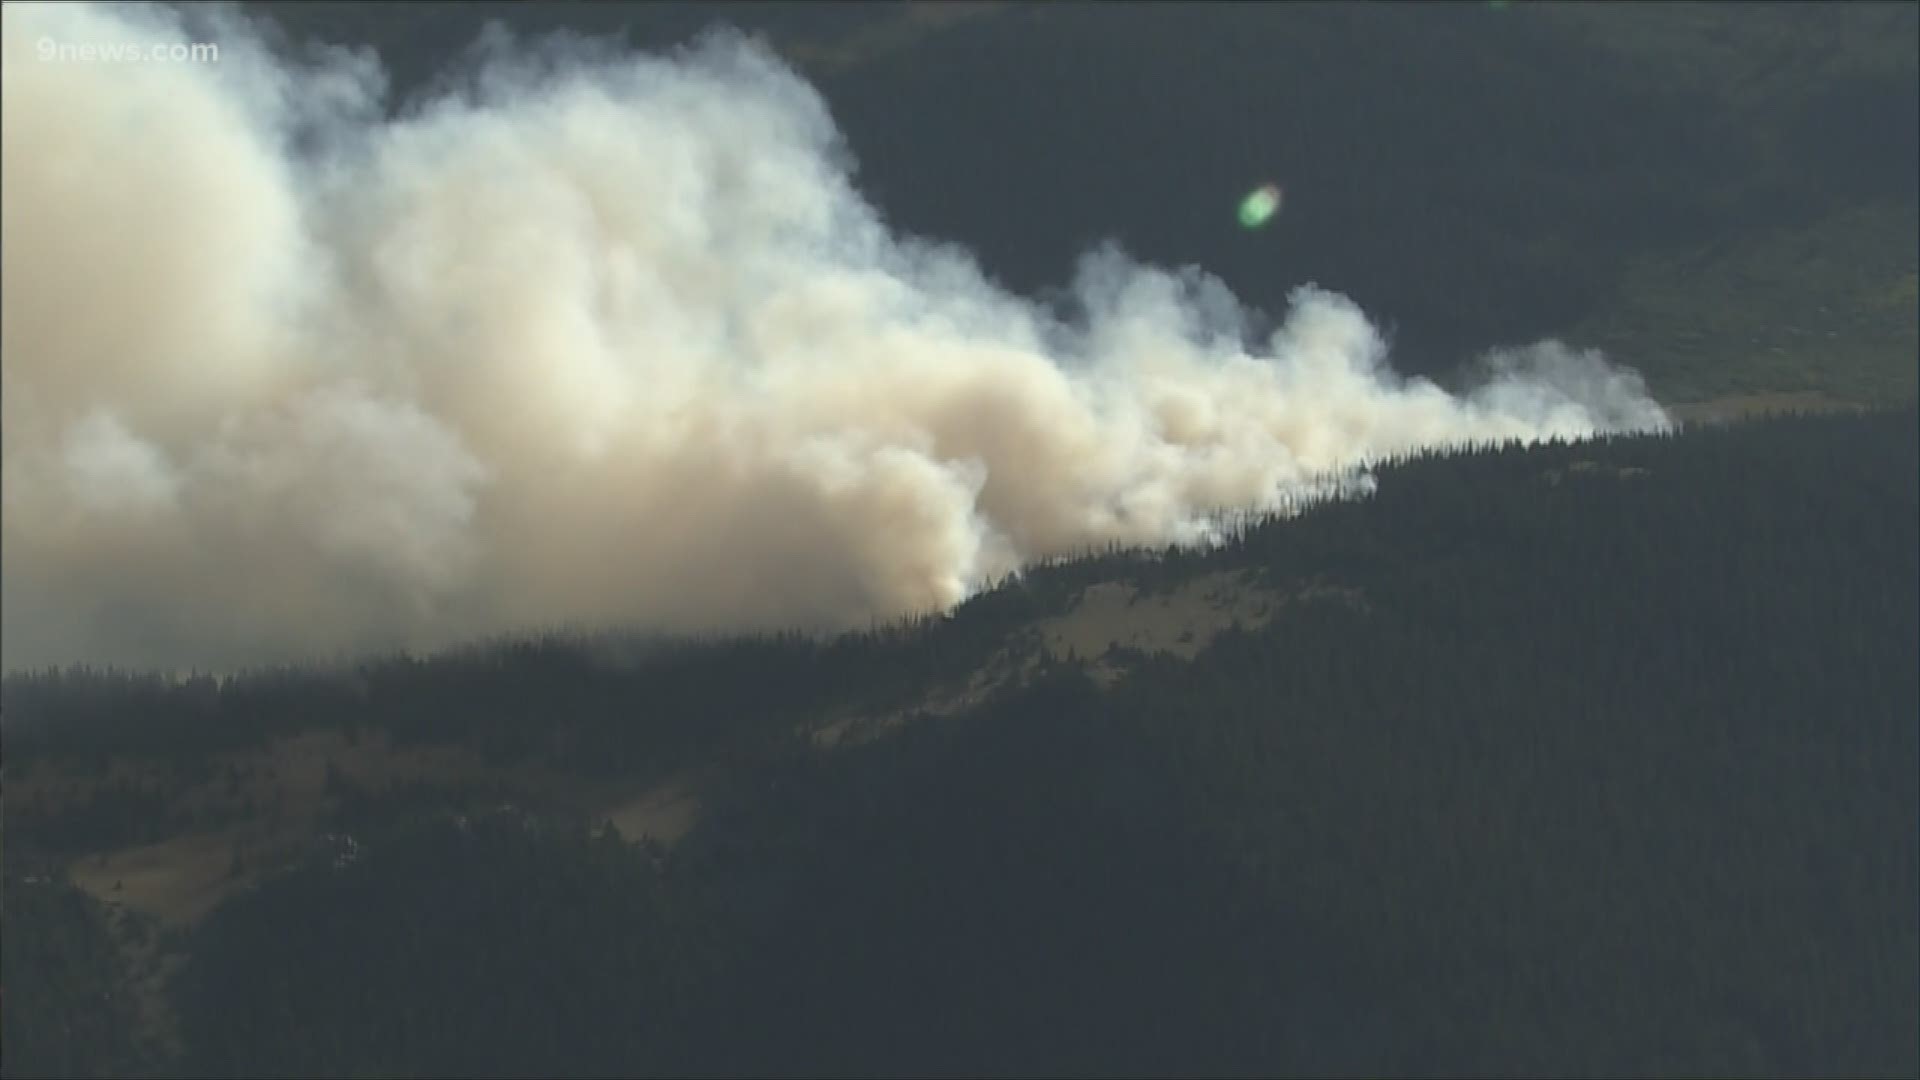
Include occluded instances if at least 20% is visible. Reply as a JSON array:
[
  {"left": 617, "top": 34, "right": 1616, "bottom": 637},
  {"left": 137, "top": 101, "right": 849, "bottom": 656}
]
[{"left": 1571, "top": 201, "right": 1918, "bottom": 408}]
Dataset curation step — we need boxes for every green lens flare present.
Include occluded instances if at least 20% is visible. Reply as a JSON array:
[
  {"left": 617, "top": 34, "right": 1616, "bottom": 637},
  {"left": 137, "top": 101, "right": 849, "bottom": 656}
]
[{"left": 1238, "top": 184, "right": 1282, "bottom": 229}]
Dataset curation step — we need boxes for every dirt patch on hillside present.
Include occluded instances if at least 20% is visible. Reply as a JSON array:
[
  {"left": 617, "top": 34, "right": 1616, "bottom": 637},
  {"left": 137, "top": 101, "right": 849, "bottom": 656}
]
[
  {"left": 815, "top": 570, "right": 1346, "bottom": 749},
  {"left": 67, "top": 828, "right": 256, "bottom": 929},
  {"left": 1031, "top": 570, "right": 1282, "bottom": 672},
  {"left": 1543, "top": 460, "right": 1654, "bottom": 485},
  {"left": 38, "top": 724, "right": 680, "bottom": 928},
  {"left": 600, "top": 776, "right": 702, "bottom": 849}
]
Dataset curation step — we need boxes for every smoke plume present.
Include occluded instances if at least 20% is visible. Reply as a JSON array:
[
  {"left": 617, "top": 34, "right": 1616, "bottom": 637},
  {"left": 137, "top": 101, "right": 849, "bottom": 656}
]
[{"left": 1, "top": 2, "right": 1669, "bottom": 671}]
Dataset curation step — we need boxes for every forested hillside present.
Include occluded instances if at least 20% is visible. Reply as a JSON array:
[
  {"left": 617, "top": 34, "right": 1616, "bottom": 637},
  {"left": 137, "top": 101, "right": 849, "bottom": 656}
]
[{"left": 6, "top": 406, "right": 1914, "bottom": 1077}]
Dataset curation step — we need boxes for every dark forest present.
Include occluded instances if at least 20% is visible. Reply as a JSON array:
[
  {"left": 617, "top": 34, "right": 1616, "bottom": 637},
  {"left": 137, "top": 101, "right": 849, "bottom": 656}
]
[{"left": 6, "top": 406, "right": 1915, "bottom": 1077}]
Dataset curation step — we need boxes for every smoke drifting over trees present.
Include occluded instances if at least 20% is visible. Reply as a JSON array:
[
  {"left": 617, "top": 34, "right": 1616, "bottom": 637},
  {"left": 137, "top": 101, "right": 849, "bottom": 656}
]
[{"left": 1, "top": 2, "right": 1667, "bottom": 670}]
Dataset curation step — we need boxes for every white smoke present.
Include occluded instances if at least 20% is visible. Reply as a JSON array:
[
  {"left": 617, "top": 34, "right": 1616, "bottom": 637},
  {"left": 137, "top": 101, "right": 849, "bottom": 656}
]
[{"left": 0, "top": 2, "right": 1669, "bottom": 671}]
